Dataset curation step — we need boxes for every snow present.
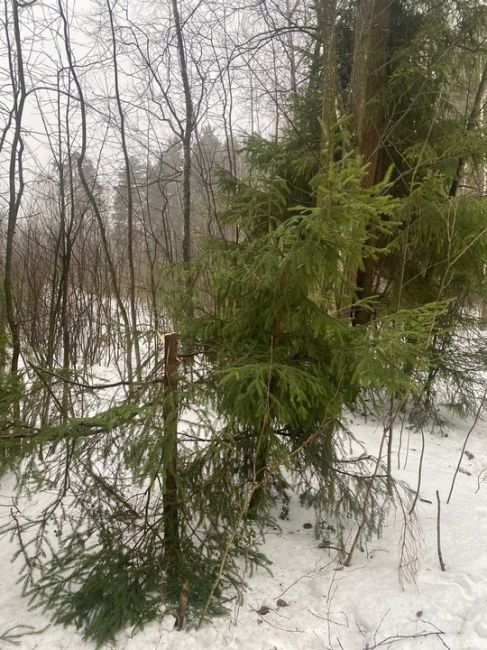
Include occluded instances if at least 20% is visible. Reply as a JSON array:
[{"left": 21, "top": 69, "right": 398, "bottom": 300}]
[{"left": 1, "top": 413, "right": 487, "bottom": 649}]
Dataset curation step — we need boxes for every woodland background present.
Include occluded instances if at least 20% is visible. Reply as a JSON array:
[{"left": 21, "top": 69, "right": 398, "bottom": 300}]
[{"left": 1, "top": 0, "right": 487, "bottom": 646}]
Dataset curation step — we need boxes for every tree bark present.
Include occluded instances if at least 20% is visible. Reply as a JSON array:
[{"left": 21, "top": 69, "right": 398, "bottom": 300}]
[
  {"left": 163, "top": 332, "right": 180, "bottom": 571},
  {"left": 171, "top": 0, "right": 193, "bottom": 268},
  {"left": 350, "top": 0, "right": 393, "bottom": 326},
  {"left": 449, "top": 61, "right": 487, "bottom": 197},
  {"left": 107, "top": 0, "right": 142, "bottom": 379},
  {"left": 58, "top": 0, "right": 135, "bottom": 387},
  {"left": 4, "top": 0, "right": 27, "bottom": 377},
  {"left": 316, "top": 0, "right": 338, "bottom": 167}
]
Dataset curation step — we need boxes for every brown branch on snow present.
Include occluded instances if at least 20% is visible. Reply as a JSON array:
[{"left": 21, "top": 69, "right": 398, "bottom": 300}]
[
  {"left": 366, "top": 629, "right": 448, "bottom": 649},
  {"left": 447, "top": 386, "right": 487, "bottom": 504},
  {"left": 436, "top": 490, "right": 446, "bottom": 572}
]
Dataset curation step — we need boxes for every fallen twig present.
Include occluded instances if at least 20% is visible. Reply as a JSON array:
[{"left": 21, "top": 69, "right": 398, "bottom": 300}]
[
  {"left": 436, "top": 490, "right": 446, "bottom": 572},
  {"left": 447, "top": 386, "right": 487, "bottom": 504},
  {"left": 365, "top": 629, "right": 446, "bottom": 648}
]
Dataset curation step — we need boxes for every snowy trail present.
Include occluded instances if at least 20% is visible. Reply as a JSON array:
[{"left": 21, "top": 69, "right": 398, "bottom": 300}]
[{"left": 1, "top": 414, "right": 487, "bottom": 649}]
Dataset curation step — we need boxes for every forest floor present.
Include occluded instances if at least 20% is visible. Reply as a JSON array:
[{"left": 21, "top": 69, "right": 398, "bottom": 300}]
[{"left": 1, "top": 411, "right": 486, "bottom": 650}]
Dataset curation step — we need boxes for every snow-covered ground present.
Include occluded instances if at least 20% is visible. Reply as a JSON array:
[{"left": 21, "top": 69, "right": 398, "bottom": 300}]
[{"left": 1, "top": 413, "right": 486, "bottom": 649}]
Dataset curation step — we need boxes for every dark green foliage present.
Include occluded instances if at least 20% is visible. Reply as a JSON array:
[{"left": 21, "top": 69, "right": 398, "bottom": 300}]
[
  {"left": 0, "top": 375, "right": 22, "bottom": 429},
  {"left": 32, "top": 541, "right": 162, "bottom": 648},
  {"left": 0, "top": 374, "right": 25, "bottom": 476},
  {"left": 184, "top": 142, "right": 444, "bottom": 541},
  {"left": 1, "top": 378, "right": 268, "bottom": 646}
]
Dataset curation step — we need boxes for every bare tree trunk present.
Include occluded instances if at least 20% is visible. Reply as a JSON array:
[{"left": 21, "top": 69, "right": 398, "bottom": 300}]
[
  {"left": 163, "top": 332, "right": 180, "bottom": 571},
  {"left": 350, "top": 0, "right": 393, "bottom": 326},
  {"left": 449, "top": 61, "right": 487, "bottom": 197},
  {"left": 4, "top": 0, "right": 27, "bottom": 378},
  {"left": 59, "top": 161, "right": 71, "bottom": 419},
  {"left": 107, "top": 0, "right": 142, "bottom": 379},
  {"left": 0, "top": 228, "right": 7, "bottom": 377},
  {"left": 0, "top": 99, "right": 12, "bottom": 375},
  {"left": 316, "top": 0, "right": 337, "bottom": 167},
  {"left": 57, "top": 0, "right": 135, "bottom": 387},
  {"left": 171, "top": 0, "right": 193, "bottom": 269},
  {"left": 285, "top": 0, "right": 298, "bottom": 95}
]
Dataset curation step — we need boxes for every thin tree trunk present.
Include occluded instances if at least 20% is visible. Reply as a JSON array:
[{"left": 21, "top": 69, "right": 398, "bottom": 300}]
[
  {"left": 285, "top": 0, "right": 298, "bottom": 95},
  {"left": 0, "top": 231, "right": 7, "bottom": 377},
  {"left": 436, "top": 490, "right": 446, "bottom": 571},
  {"left": 107, "top": 0, "right": 142, "bottom": 379},
  {"left": 163, "top": 332, "right": 180, "bottom": 571},
  {"left": 171, "top": 0, "right": 193, "bottom": 269},
  {"left": 449, "top": 62, "right": 487, "bottom": 197},
  {"left": 248, "top": 322, "right": 280, "bottom": 517},
  {"left": 316, "top": 0, "right": 337, "bottom": 167},
  {"left": 4, "top": 0, "right": 27, "bottom": 378},
  {"left": 57, "top": 0, "right": 135, "bottom": 387}
]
